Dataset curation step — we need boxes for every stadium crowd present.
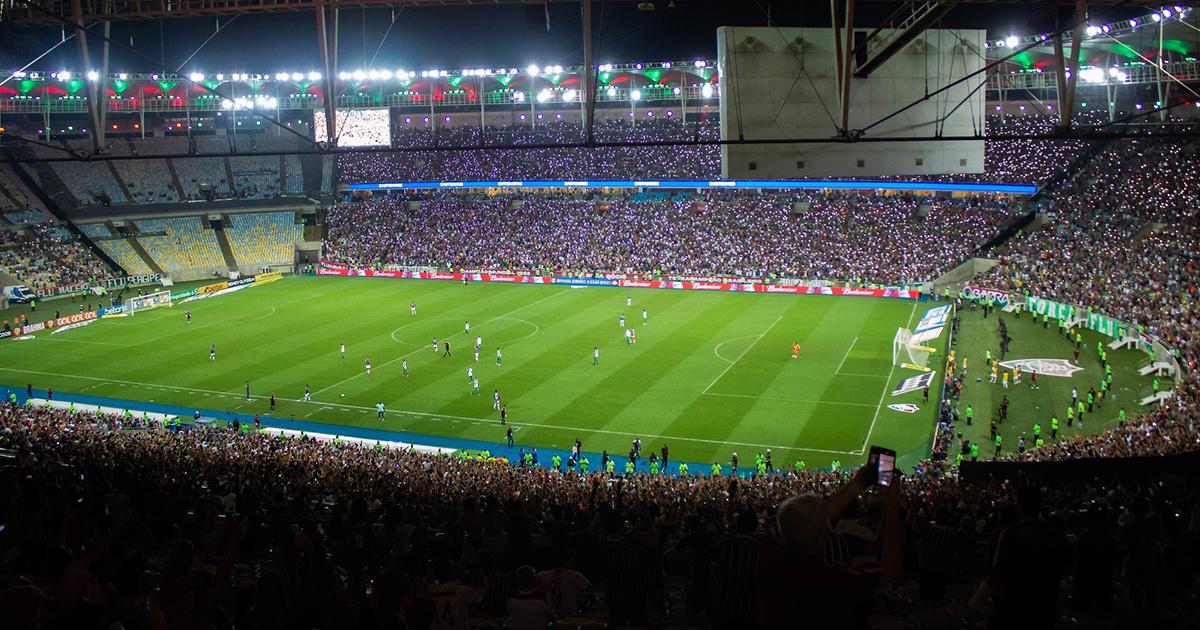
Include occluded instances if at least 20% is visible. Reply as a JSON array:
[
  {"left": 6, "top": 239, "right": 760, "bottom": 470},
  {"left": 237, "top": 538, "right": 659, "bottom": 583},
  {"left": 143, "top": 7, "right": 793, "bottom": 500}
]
[
  {"left": 2, "top": 401, "right": 1198, "bottom": 630},
  {"left": 0, "top": 223, "right": 114, "bottom": 290},
  {"left": 339, "top": 119, "right": 721, "bottom": 182},
  {"left": 977, "top": 135, "right": 1200, "bottom": 467},
  {"left": 3, "top": 112, "right": 1200, "bottom": 628},
  {"left": 324, "top": 192, "right": 1019, "bottom": 286}
]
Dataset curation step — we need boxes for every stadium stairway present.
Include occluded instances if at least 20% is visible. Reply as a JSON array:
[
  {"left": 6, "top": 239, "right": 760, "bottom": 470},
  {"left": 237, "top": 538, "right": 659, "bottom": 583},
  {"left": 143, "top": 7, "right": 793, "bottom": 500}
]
[
  {"left": 122, "top": 223, "right": 165, "bottom": 276},
  {"left": 214, "top": 215, "right": 238, "bottom": 269},
  {"left": 105, "top": 161, "right": 135, "bottom": 201},
  {"left": 222, "top": 157, "right": 236, "bottom": 194},
  {"left": 0, "top": 149, "right": 123, "bottom": 275},
  {"left": 165, "top": 160, "right": 187, "bottom": 200}
]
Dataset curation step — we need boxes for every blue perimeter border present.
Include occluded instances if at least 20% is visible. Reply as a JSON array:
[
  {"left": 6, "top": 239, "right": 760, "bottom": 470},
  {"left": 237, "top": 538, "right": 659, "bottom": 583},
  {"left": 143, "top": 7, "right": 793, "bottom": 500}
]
[
  {"left": 346, "top": 179, "right": 1039, "bottom": 195},
  {"left": 2, "top": 388, "right": 785, "bottom": 478}
]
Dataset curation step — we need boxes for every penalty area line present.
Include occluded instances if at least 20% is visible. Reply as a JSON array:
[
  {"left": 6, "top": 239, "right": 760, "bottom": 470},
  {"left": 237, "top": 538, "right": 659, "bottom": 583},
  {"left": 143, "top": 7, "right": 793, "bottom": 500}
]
[
  {"left": 702, "top": 315, "right": 783, "bottom": 395},
  {"left": 859, "top": 299, "right": 920, "bottom": 454},
  {"left": 835, "top": 336, "right": 859, "bottom": 374}
]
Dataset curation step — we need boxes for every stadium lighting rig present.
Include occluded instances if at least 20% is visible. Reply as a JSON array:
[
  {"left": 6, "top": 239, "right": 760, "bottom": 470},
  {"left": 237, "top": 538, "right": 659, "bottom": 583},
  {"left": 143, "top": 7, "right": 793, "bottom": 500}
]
[{"left": 985, "top": 6, "right": 1191, "bottom": 51}]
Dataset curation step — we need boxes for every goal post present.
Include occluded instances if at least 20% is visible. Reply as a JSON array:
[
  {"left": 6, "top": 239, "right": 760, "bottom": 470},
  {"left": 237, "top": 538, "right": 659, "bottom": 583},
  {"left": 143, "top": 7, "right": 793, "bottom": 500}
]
[
  {"left": 128, "top": 290, "right": 172, "bottom": 316},
  {"left": 892, "top": 328, "right": 912, "bottom": 366},
  {"left": 894, "top": 327, "right": 936, "bottom": 369}
]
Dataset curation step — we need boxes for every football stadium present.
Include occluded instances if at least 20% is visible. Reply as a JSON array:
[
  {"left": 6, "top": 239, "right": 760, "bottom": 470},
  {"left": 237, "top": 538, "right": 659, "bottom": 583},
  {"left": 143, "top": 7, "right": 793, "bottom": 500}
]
[{"left": 0, "top": 1, "right": 1197, "bottom": 628}]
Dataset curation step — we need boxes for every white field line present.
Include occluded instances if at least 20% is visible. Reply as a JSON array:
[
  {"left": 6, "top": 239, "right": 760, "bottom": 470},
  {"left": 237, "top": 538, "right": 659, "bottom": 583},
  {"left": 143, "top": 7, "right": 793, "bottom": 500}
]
[
  {"left": 0, "top": 365, "right": 857, "bottom": 455},
  {"left": 701, "top": 392, "right": 876, "bottom": 407},
  {"left": 835, "top": 335, "right": 859, "bottom": 374},
  {"left": 859, "top": 300, "right": 921, "bottom": 454},
  {"left": 38, "top": 336, "right": 125, "bottom": 347},
  {"left": 701, "top": 315, "right": 783, "bottom": 395},
  {"left": 712, "top": 335, "right": 761, "bottom": 364},
  {"left": 313, "top": 289, "right": 567, "bottom": 395}
]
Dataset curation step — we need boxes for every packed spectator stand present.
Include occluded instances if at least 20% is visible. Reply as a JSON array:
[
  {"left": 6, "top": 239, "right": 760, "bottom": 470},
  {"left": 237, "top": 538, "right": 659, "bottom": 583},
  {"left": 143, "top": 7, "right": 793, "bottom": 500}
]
[
  {"left": 324, "top": 192, "right": 1019, "bottom": 287},
  {"left": 1, "top": 112, "right": 1200, "bottom": 629}
]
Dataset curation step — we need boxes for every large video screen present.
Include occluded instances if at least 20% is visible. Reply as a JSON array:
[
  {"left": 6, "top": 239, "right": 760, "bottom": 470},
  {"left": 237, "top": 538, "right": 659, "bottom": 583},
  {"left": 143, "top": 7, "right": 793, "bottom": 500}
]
[{"left": 314, "top": 108, "right": 391, "bottom": 147}]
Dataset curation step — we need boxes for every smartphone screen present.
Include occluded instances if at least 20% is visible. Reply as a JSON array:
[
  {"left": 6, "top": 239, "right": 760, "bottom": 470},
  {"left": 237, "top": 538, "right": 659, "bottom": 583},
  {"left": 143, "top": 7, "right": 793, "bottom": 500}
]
[{"left": 868, "top": 446, "right": 897, "bottom": 486}]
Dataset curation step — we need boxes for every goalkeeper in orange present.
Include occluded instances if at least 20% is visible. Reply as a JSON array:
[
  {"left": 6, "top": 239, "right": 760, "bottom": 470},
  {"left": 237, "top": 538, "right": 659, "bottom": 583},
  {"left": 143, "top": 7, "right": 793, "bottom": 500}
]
[{"left": 791, "top": 341, "right": 801, "bottom": 359}]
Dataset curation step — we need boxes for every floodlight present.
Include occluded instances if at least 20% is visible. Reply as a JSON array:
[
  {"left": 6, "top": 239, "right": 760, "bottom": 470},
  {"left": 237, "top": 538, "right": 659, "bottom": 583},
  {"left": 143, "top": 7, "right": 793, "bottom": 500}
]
[
  {"left": 672, "top": 86, "right": 681, "bottom": 95},
  {"left": 563, "top": 89, "right": 577, "bottom": 101},
  {"left": 700, "top": 83, "right": 714, "bottom": 98},
  {"left": 221, "top": 99, "right": 233, "bottom": 110},
  {"left": 1004, "top": 35, "right": 1019, "bottom": 48},
  {"left": 59, "top": 71, "right": 71, "bottom": 81},
  {"left": 693, "top": 59, "right": 706, "bottom": 67},
  {"left": 607, "top": 86, "right": 617, "bottom": 97},
  {"left": 189, "top": 72, "right": 204, "bottom": 82},
  {"left": 87, "top": 71, "right": 100, "bottom": 81},
  {"left": 662, "top": 61, "right": 673, "bottom": 68},
  {"left": 291, "top": 72, "right": 303, "bottom": 81},
  {"left": 353, "top": 70, "right": 366, "bottom": 81},
  {"left": 631, "top": 89, "right": 642, "bottom": 101},
  {"left": 527, "top": 64, "right": 540, "bottom": 76},
  {"left": 276, "top": 72, "right": 289, "bottom": 81},
  {"left": 1152, "top": 13, "right": 1161, "bottom": 22},
  {"left": 117, "top": 72, "right": 127, "bottom": 80},
  {"left": 1162, "top": 9, "right": 1172, "bottom": 19},
  {"left": 537, "top": 89, "right": 552, "bottom": 102},
  {"left": 308, "top": 71, "right": 321, "bottom": 81}
]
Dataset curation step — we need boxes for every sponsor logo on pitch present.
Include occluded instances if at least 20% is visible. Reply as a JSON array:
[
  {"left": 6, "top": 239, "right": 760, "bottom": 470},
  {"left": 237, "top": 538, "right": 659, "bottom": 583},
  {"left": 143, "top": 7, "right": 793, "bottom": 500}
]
[{"left": 998, "top": 358, "right": 1083, "bottom": 378}]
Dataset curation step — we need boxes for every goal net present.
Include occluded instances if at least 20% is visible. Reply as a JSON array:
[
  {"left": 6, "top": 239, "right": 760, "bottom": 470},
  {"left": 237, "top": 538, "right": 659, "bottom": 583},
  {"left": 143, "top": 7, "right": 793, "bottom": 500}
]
[
  {"left": 893, "top": 327, "right": 935, "bottom": 369},
  {"left": 128, "top": 290, "right": 172, "bottom": 315}
]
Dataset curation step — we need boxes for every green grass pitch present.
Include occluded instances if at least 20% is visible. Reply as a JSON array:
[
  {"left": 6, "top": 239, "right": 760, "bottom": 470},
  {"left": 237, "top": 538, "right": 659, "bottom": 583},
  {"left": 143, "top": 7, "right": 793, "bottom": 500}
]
[
  {"left": 1, "top": 276, "right": 943, "bottom": 468},
  {"left": 951, "top": 305, "right": 1157, "bottom": 459}
]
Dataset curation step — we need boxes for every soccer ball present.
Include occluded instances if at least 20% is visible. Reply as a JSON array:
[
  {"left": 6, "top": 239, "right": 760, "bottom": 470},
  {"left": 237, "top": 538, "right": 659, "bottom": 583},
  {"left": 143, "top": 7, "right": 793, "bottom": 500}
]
[
  {"left": 340, "top": 393, "right": 345, "bottom": 398},
  {"left": 976, "top": 377, "right": 981, "bottom": 383}
]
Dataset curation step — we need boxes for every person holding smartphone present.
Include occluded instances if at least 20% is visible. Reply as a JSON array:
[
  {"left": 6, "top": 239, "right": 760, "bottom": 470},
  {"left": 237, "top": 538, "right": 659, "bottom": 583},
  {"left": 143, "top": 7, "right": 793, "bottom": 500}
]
[{"left": 758, "top": 463, "right": 903, "bottom": 628}]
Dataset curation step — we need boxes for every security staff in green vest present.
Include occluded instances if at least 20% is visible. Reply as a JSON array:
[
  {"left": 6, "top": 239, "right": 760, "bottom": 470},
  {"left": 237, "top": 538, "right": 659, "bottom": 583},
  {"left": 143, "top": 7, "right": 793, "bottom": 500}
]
[
  {"left": 969, "top": 442, "right": 979, "bottom": 461},
  {"left": 711, "top": 462, "right": 722, "bottom": 477},
  {"left": 679, "top": 462, "right": 689, "bottom": 476},
  {"left": 1051, "top": 416, "right": 1059, "bottom": 439}
]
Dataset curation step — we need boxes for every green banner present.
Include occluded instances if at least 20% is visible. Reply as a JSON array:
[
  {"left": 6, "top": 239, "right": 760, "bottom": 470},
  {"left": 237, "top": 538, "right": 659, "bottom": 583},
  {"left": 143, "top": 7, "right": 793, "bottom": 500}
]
[
  {"left": 170, "top": 289, "right": 198, "bottom": 301},
  {"left": 1087, "top": 311, "right": 1126, "bottom": 339},
  {"left": 1026, "top": 296, "right": 1075, "bottom": 321},
  {"left": 1026, "top": 295, "right": 1129, "bottom": 339}
]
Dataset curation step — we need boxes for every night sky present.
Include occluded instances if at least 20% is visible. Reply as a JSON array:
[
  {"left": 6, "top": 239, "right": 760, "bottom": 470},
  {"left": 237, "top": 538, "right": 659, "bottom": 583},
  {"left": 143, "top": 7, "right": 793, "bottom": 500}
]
[{"left": 0, "top": 1, "right": 1149, "bottom": 74}]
